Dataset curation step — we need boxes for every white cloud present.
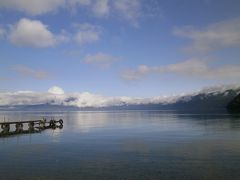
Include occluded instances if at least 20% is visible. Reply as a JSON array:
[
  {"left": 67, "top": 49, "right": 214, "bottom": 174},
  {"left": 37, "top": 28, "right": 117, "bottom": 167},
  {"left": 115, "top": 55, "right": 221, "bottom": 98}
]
[
  {"left": 174, "top": 18, "right": 240, "bottom": 53},
  {"left": 0, "top": 86, "right": 180, "bottom": 107},
  {"left": 69, "top": 0, "right": 91, "bottom": 6},
  {"left": 113, "top": 0, "right": 141, "bottom": 24},
  {"left": 121, "top": 58, "right": 240, "bottom": 80},
  {"left": 198, "top": 84, "right": 240, "bottom": 95},
  {"left": 56, "top": 29, "right": 71, "bottom": 44},
  {"left": 9, "top": 18, "right": 57, "bottom": 47},
  {"left": 83, "top": 52, "right": 118, "bottom": 68},
  {"left": 48, "top": 86, "right": 64, "bottom": 95},
  {"left": 0, "top": 0, "right": 142, "bottom": 24},
  {"left": 121, "top": 65, "right": 155, "bottom": 80},
  {"left": 5, "top": 19, "right": 97, "bottom": 48},
  {"left": 74, "top": 23, "right": 101, "bottom": 45},
  {"left": 92, "top": 0, "right": 109, "bottom": 17},
  {"left": 71, "top": 0, "right": 141, "bottom": 22},
  {"left": 12, "top": 65, "right": 50, "bottom": 80},
  {"left": 70, "top": 0, "right": 110, "bottom": 17},
  {"left": 0, "top": 0, "right": 65, "bottom": 15}
]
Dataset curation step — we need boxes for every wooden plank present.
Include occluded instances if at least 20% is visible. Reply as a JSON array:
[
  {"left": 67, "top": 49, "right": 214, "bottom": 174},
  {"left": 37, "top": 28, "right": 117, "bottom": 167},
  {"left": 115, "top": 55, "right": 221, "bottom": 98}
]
[{"left": 0, "top": 120, "right": 42, "bottom": 125}]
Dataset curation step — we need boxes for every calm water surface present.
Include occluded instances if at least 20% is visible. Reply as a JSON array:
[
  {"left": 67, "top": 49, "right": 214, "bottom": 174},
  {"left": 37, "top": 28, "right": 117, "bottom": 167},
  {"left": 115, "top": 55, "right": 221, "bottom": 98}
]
[{"left": 0, "top": 111, "right": 240, "bottom": 180}]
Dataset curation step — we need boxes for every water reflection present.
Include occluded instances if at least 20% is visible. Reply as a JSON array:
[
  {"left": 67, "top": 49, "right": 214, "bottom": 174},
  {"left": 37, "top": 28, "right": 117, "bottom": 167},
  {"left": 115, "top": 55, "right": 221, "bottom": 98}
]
[
  {"left": 0, "top": 111, "right": 240, "bottom": 179},
  {"left": 63, "top": 112, "right": 109, "bottom": 133},
  {"left": 0, "top": 128, "right": 41, "bottom": 137},
  {"left": 175, "top": 112, "right": 240, "bottom": 130}
]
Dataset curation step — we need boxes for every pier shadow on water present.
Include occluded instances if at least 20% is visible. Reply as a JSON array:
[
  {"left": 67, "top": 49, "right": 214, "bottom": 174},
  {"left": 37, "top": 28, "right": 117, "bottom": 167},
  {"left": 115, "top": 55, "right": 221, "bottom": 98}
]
[{"left": 0, "top": 125, "right": 63, "bottom": 138}]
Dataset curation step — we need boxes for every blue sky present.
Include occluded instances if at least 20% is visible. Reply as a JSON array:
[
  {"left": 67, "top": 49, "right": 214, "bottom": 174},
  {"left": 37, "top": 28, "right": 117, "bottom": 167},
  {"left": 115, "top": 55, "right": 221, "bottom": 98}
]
[{"left": 0, "top": 0, "right": 240, "bottom": 97}]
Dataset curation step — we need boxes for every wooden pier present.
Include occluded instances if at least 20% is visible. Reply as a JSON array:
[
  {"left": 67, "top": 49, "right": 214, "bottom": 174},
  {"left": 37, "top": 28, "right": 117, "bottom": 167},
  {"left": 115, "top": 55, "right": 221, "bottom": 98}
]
[{"left": 0, "top": 118, "right": 63, "bottom": 137}]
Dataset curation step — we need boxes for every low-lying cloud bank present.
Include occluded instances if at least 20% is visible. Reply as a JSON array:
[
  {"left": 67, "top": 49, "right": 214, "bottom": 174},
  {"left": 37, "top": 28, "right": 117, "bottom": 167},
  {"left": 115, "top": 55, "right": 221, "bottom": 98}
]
[
  {"left": 0, "top": 85, "right": 240, "bottom": 108},
  {"left": 0, "top": 86, "right": 180, "bottom": 107}
]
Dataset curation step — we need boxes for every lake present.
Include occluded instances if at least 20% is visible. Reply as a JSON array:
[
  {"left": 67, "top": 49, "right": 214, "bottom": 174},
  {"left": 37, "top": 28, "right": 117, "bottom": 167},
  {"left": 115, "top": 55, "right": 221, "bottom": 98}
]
[{"left": 0, "top": 110, "right": 240, "bottom": 180}]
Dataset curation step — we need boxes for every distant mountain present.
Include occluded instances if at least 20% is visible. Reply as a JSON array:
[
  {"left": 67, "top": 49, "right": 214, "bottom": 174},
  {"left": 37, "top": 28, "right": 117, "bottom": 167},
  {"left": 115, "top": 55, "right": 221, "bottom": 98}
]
[
  {"left": 0, "top": 85, "right": 240, "bottom": 111},
  {"left": 101, "top": 87, "right": 240, "bottom": 111},
  {"left": 169, "top": 88, "right": 240, "bottom": 110},
  {"left": 227, "top": 94, "right": 240, "bottom": 112}
]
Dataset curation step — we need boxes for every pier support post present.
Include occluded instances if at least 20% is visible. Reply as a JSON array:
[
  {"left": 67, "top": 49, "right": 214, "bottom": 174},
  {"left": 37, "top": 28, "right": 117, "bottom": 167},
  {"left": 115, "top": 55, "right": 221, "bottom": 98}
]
[
  {"left": 40, "top": 119, "right": 46, "bottom": 129},
  {"left": 1, "top": 124, "right": 10, "bottom": 132},
  {"left": 16, "top": 123, "right": 23, "bottom": 132},
  {"left": 28, "top": 122, "right": 34, "bottom": 128},
  {"left": 59, "top": 119, "right": 63, "bottom": 125},
  {"left": 28, "top": 122, "right": 35, "bottom": 132},
  {"left": 49, "top": 120, "right": 56, "bottom": 128}
]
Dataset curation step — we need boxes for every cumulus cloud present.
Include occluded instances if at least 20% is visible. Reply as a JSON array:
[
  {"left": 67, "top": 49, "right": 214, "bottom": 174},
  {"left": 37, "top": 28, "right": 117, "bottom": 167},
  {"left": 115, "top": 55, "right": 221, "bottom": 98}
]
[
  {"left": 0, "top": 0, "right": 65, "bottom": 15},
  {"left": 174, "top": 18, "right": 240, "bottom": 53},
  {"left": 5, "top": 18, "right": 98, "bottom": 48},
  {"left": 48, "top": 86, "right": 65, "bottom": 95},
  {"left": 9, "top": 18, "right": 57, "bottom": 47},
  {"left": 74, "top": 23, "right": 101, "bottom": 45},
  {"left": 2, "top": 18, "right": 99, "bottom": 48},
  {"left": 83, "top": 52, "right": 118, "bottom": 68},
  {"left": 12, "top": 65, "right": 50, "bottom": 80},
  {"left": 121, "top": 58, "right": 240, "bottom": 80}
]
